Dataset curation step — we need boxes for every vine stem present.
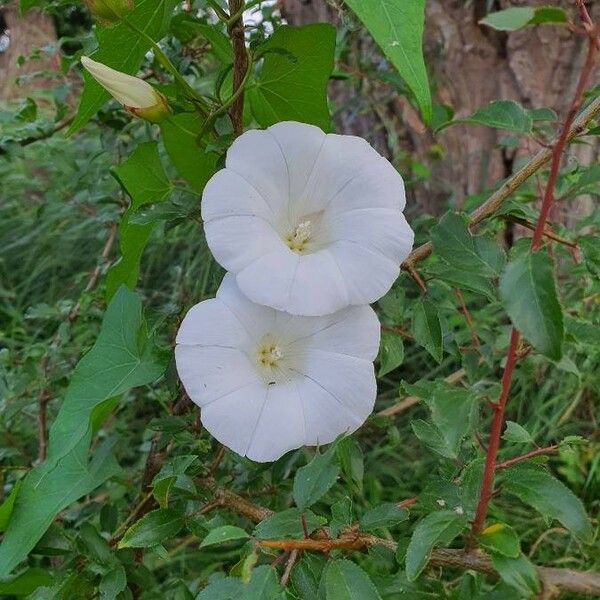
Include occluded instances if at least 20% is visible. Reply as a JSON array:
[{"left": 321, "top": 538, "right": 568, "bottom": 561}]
[
  {"left": 227, "top": 0, "right": 248, "bottom": 136},
  {"left": 470, "top": 4, "right": 598, "bottom": 537}
]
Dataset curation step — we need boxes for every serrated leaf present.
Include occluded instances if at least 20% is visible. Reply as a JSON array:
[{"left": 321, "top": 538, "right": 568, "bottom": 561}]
[
  {"left": 490, "top": 553, "right": 540, "bottom": 596},
  {"left": 502, "top": 421, "right": 534, "bottom": 445},
  {"left": 151, "top": 455, "right": 198, "bottom": 508},
  {"left": 325, "top": 559, "right": 383, "bottom": 600},
  {"left": 119, "top": 508, "right": 184, "bottom": 548},
  {"left": 426, "top": 264, "right": 496, "bottom": 300},
  {"left": 68, "top": 0, "right": 179, "bottom": 133},
  {"left": 480, "top": 6, "right": 566, "bottom": 31},
  {"left": 344, "top": 0, "right": 431, "bottom": 123},
  {"left": 499, "top": 248, "right": 564, "bottom": 360},
  {"left": 0, "top": 288, "right": 165, "bottom": 576},
  {"left": 249, "top": 24, "right": 335, "bottom": 130},
  {"left": 290, "top": 555, "right": 327, "bottom": 600},
  {"left": 411, "top": 300, "right": 443, "bottom": 363},
  {"left": 442, "top": 100, "right": 532, "bottom": 133},
  {"left": 565, "top": 316, "right": 600, "bottom": 346},
  {"left": 359, "top": 503, "right": 408, "bottom": 532},
  {"left": 330, "top": 498, "right": 353, "bottom": 538},
  {"left": 254, "top": 508, "right": 325, "bottom": 540},
  {"left": 405, "top": 510, "right": 467, "bottom": 581},
  {"left": 242, "top": 565, "right": 282, "bottom": 599},
  {"left": 160, "top": 113, "right": 218, "bottom": 192},
  {"left": 579, "top": 235, "right": 600, "bottom": 277},
  {"left": 412, "top": 419, "right": 455, "bottom": 459},
  {"left": 378, "top": 330, "right": 405, "bottom": 376},
  {"left": 99, "top": 565, "right": 127, "bottom": 600},
  {"left": 293, "top": 445, "right": 339, "bottom": 510},
  {"left": 107, "top": 142, "right": 172, "bottom": 300},
  {"left": 479, "top": 523, "right": 520, "bottom": 558},
  {"left": 199, "top": 525, "right": 250, "bottom": 548},
  {"left": 500, "top": 464, "right": 592, "bottom": 543}
]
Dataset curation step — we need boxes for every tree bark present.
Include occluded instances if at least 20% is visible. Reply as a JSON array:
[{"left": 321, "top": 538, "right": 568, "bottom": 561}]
[
  {"left": 0, "top": 1, "right": 59, "bottom": 101},
  {"left": 281, "top": 0, "right": 600, "bottom": 219}
]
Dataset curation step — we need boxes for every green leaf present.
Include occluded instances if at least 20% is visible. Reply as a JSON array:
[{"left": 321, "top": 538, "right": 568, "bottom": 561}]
[
  {"left": 411, "top": 300, "right": 443, "bottom": 363},
  {"left": 478, "top": 523, "right": 520, "bottom": 558},
  {"left": 200, "top": 525, "right": 250, "bottom": 548},
  {"left": 290, "top": 555, "right": 327, "bottom": 600},
  {"left": 119, "top": 508, "right": 184, "bottom": 548},
  {"left": 359, "top": 503, "right": 408, "bottom": 532},
  {"left": 160, "top": 113, "right": 218, "bottom": 192},
  {"left": 107, "top": 142, "right": 173, "bottom": 300},
  {"left": 344, "top": 0, "right": 431, "bottom": 124},
  {"left": 0, "top": 480, "right": 21, "bottom": 532},
  {"left": 151, "top": 455, "right": 198, "bottom": 508},
  {"left": 378, "top": 330, "right": 405, "bottom": 376},
  {"left": 500, "top": 464, "right": 592, "bottom": 543},
  {"left": 0, "top": 287, "right": 165, "bottom": 576},
  {"left": 499, "top": 248, "right": 564, "bottom": 360},
  {"left": 405, "top": 510, "right": 467, "bottom": 581},
  {"left": 242, "top": 565, "right": 282, "bottom": 600},
  {"left": 579, "top": 235, "right": 600, "bottom": 277},
  {"left": 502, "top": 421, "right": 534, "bottom": 445},
  {"left": 424, "top": 388, "right": 477, "bottom": 458},
  {"left": 490, "top": 553, "right": 540, "bottom": 596},
  {"left": 249, "top": 24, "right": 335, "bottom": 130},
  {"left": 330, "top": 498, "right": 353, "bottom": 538},
  {"left": 254, "top": 508, "right": 326, "bottom": 540},
  {"left": 442, "top": 100, "right": 532, "bottom": 133},
  {"left": 0, "top": 568, "right": 53, "bottom": 596},
  {"left": 378, "top": 286, "right": 405, "bottom": 322},
  {"left": 411, "top": 419, "right": 456, "bottom": 459},
  {"left": 565, "top": 316, "right": 600, "bottom": 346},
  {"left": 480, "top": 6, "right": 566, "bottom": 31},
  {"left": 171, "top": 16, "right": 232, "bottom": 64},
  {"left": 293, "top": 445, "right": 339, "bottom": 510},
  {"left": 99, "top": 565, "right": 127, "bottom": 600},
  {"left": 325, "top": 559, "right": 383, "bottom": 600},
  {"left": 430, "top": 212, "right": 505, "bottom": 297},
  {"left": 336, "top": 436, "right": 364, "bottom": 491},
  {"left": 68, "top": 0, "right": 179, "bottom": 133}
]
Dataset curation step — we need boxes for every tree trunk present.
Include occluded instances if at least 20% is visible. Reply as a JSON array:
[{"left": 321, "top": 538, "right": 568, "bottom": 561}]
[
  {"left": 281, "top": 0, "right": 599, "bottom": 220},
  {"left": 0, "top": 1, "right": 59, "bottom": 101}
]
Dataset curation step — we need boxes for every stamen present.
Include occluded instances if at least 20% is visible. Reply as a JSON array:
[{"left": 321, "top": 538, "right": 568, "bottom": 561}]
[
  {"left": 286, "top": 220, "right": 312, "bottom": 252},
  {"left": 258, "top": 343, "right": 284, "bottom": 368}
]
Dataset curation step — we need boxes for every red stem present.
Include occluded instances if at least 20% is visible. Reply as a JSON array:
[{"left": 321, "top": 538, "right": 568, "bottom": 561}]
[{"left": 471, "top": 13, "right": 598, "bottom": 537}]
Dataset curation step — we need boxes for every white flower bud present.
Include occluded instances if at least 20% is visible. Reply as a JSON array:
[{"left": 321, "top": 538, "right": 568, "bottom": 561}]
[{"left": 80, "top": 56, "right": 170, "bottom": 123}]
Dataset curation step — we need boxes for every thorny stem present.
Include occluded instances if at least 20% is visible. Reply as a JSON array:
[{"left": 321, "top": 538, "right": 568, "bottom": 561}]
[{"left": 471, "top": 4, "right": 598, "bottom": 537}]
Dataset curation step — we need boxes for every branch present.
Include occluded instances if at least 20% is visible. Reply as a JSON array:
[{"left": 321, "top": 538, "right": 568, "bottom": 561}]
[
  {"left": 204, "top": 483, "right": 600, "bottom": 595},
  {"left": 227, "top": 0, "right": 248, "bottom": 136},
  {"left": 495, "top": 444, "right": 560, "bottom": 470},
  {"left": 0, "top": 113, "right": 75, "bottom": 157},
  {"left": 401, "top": 93, "right": 600, "bottom": 271}
]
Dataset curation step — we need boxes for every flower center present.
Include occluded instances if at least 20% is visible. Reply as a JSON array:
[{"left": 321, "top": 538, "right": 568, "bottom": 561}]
[
  {"left": 285, "top": 220, "right": 312, "bottom": 253},
  {"left": 257, "top": 340, "right": 284, "bottom": 368}
]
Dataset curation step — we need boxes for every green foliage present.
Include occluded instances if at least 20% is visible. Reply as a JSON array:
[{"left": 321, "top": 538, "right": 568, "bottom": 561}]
[
  {"left": 199, "top": 525, "right": 250, "bottom": 548},
  {"left": 500, "top": 248, "right": 564, "bottom": 360},
  {"left": 324, "top": 559, "right": 382, "bottom": 600},
  {"left": 478, "top": 523, "right": 520, "bottom": 558},
  {"left": 377, "top": 330, "right": 405, "bottom": 376},
  {"left": 359, "top": 503, "right": 408, "bottom": 532},
  {"left": 405, "top": 510, "right": 468, "bottom": 581},
  {"left": 254, "top": 508, "right": 326, "bottom": 539},
  {"left": 441, "top": 100, "right": 533, "bottom": 133},
  {"left": 480, "top": 6, "right": 567, "bottom": 31},
  {"left": 411, "top": 299, "right": 443, "bottom": 363},
  {"left": 107, "top": 141, "right": 173, "bottom": 299},
  {"left": 293, "top": 444, "right": 340, "bottom": 510},
  {"left": 249, "top": 24, "right": 336, "bottom": 129},
  {"left": 344, "top": 0, "right": 431, "bottom": 123}
]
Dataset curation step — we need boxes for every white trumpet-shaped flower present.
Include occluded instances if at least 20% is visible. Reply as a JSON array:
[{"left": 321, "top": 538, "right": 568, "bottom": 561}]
[
  {"left": 175, "top": 274, "right": 380, "bottom": 462},
  {"left": 81, "top": 56, "right": 170, "bottom": 123},
  {"left": 202, "top": 121, "right": 414, "bottom": 316}
]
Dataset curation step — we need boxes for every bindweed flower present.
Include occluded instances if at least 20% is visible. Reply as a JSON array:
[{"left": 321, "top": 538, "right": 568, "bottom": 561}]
[
  {"left": 202, "top": 121, "right": 414, "bottom": 316},
  {"left": 84, "top": 0, "right": 133, "bottom": 26},
  {"left": 80, "top": 56, "right": 170, "bottom": 123},
  {"left": 175, "top": 274, "right": 380, "bottom": 462}
]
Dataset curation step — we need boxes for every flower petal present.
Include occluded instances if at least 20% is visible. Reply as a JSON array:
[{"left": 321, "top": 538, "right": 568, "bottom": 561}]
[
  {"left": 328, "top": 241, "right": 401, "bottom": 305},
  {"left": 175, "top": 345, "right": 261, "bottom": 406},
  {"left": 296, "top": 376, "right": 364, "bottom": 445},
  {"left": 324, "top": 208, "right": 414, "bottom": 263},
  {"left": 225, "top": 129, "right": 290, "bottom": 216},
  {"left": 295, "top": 350, "right": 377, "bottom": 423},
  {"left": 176, "top": 297, "right": 252, "bottom": 349},
  {"left": 328, "top": 157, "right": 406, "bottom": 214},
  {"left": 266, "top": 121, "right": 326, "bottom": 205},
  {"left": 236, "top": 249, "right": 300, "bottom": 312},
  {"left": 287, "top": 305, "right": 380, "bottom": 360},
  {"left": 244, "top": 382, "right": 307, "bottom": 462},
  {"left": 200, "top": 382, "right": 268, "bottom": 458},
  {"left": 201, "top": 169, "right": 274, "bottom": 222},
  {"left": 204, "top": 216, "right": 286, "bottom": 272}
]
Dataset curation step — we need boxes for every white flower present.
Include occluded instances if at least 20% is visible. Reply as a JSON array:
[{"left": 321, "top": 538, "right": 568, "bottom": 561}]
[
  {"left": 175, "top": 274, "right": 380, "bottom": 462},
  {"left": 201, "top": 121, "right": 414, "bottom": 316},
  {"left": 81, "top": 56, "right": 170, "bottom": 123}
]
